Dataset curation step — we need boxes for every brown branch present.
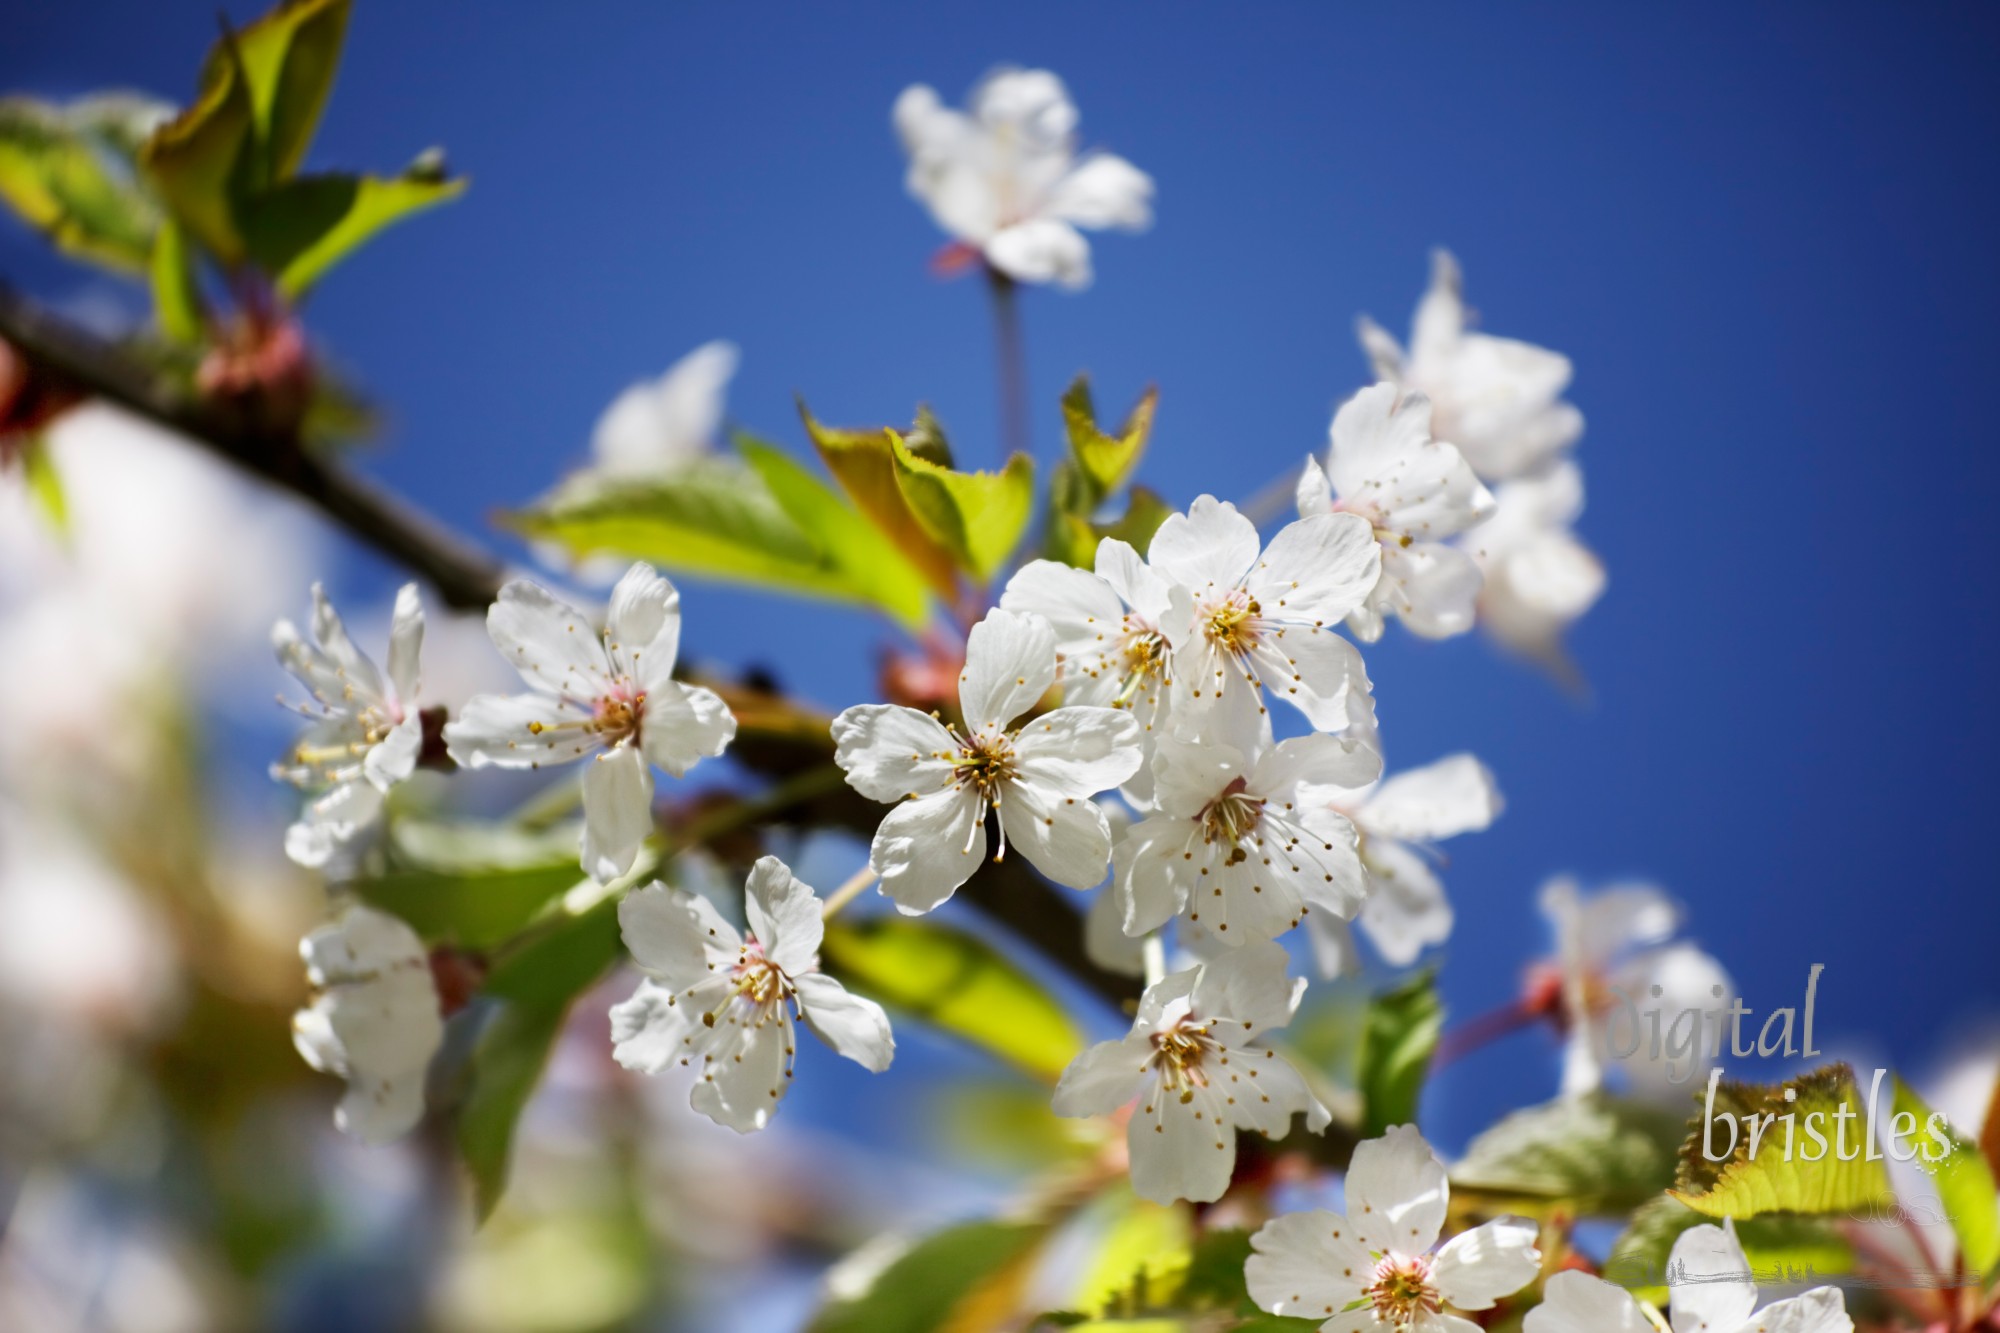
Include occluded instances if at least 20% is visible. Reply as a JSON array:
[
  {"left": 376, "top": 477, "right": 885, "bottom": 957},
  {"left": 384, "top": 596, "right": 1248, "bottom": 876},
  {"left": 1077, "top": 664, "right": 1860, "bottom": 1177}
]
[{"left": 0, "top": 283, "right": 505, "bottom": 610}]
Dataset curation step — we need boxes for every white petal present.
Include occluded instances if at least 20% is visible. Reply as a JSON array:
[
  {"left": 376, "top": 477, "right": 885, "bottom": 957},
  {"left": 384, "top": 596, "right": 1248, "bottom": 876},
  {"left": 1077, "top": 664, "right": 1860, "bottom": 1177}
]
[
  {"left": 1247, "top": 622, "right": 1371, "bottom": 732},
  {"left": 1562, "top": 882, "right": 1681, "bottom": 965},
  {"left": 1305, "top": 912, "right": 1361, "bottom": 979},
  {"left": 1221, "top": 1040, "right": 1330, "bottom": 1137},
  {"left": 1524, "top": 1271, "right": 1655, "bottom": 1333},
  {"left": 1667, "top": 1222, "right": 1757, "bottom": 1333},
  {"left": 832, "top": 703, "right": 958, "bottom": 802},
  {"left": 284, "top": 780, "right": 385, "bottom": 867},
  {"left": 1010, "top": 705, "right": 1143, "bottom": 797},
  {"left": 971, "top": 67, "right": 1077, "bottom": 141},
  {"left": 1432, "top": 1217, "right": 1541, "bottom": 1310},
  {"left": 1083, "top": 882, "right": 1146, "bottom": 976},
  {"left": 1374, "top": 541, "right": 1485, "bottom": 640},
  {"left": 959, "top": 608, "right": 1059, "bottom": 731},
  {"left": 1000, "top": 558, "right": 1125, "bottom": 650},
  {"left": 1045, "top": 153, "right": 1154, "bottom": 230},
  {"left": 363, "top": 712, "right": 422, "bottom": 791},
  {"left": 609, "top": 978, "right": 699, "bottom": 1075},
  {"left": 1000, "top": 778, "right": 1114, "bottom": 890},
  {"left": 1742, "top": 1288, "right": 1852, "bottom": 1333},
  {"left": 1357, "top": 313, "right": 1406, "bottom": 382},
  {"left": 1052, "top": 1033, "right": 1150, "bottom": 1117},
  {"left": 619, "top": 880, "right": 732, "bottom": 988},
  {"left": 689, "top": 1005, "right": 794, "bottom": 1133},
  {"left": 870, "top": 786, "right": 984, "bottom": 914},
  {"left": 1132, "top": 966, "right": 1199, "bottom": 1033},
  {"left": 1249, "top": 512, "right": 1382, "bottom": 628},
  {"left": 1147, "top": 495, "right": 1261, "bottom": 594},
  {"left": 744, "top": 855, "right": 824, "bottom": 976},
  {"left": 486, "top": 578, "right": 612, "bottom": 700},
  {"left": 1114, "top": 813, "right": 1197, "bottom": 935},
  {"left": 386, "top": 582, "right": 424, "bottom": 706},
  {"left": 1344, "top": 1123, "right": 1448, "bottom": 1255},
  {"left": 1357, "top": 840, "right": 1453, "bottom": 967},
  {"left": 1190, "top": 940, "right": 1299, "bottom": 1034},
  {"left": 1295, "top": 454, "right": 1336, "bottom": 519},
  {"left": 639, "top": 680, "right": 736, "bottom": 777},
  {"left": 1327, "top": 384, "right": 1494, "bottom": 539},
  {"left": 1415, "top": 1315, "right": 1486, "bottom": 1333},
  {"left": 1253, "top": 731, "right": 1382, "bottom": 797},
  {"left": 295, "top": 905, "right": 442, "bottom": 1146},
  {"left": 591, "top": 342, "right": 738, "bottom": 474},
  {"left": 986, "top": 218, "right": 1092, "bottom": 289},
  {"left": 606, "top": 562, "right": 681, "bottom": 684},
  {"left": 1361, "top": 754, "right": 1501, "bottom": 841},
  {"left": 580, "top": 743, "right": 654, "bottom": 883},
  {"left": 308, "top": 582, "right": 386, "bottom": 700},
  {"left": 1093, "top": 536, "right": 1177, "bottom": 624},
  {"left": 795, "top": 971, "right": 894, "bottom": 1072},
  {"left": 1149, "top": 731, "right": 1249, "bottom": 817},
  {"left": 1129, "top": 1083, "right": 1237, "bottom": 1204},
  {"left": 1245, "top": 1211, "right": 1371, "bottom": 1323},
  {"left": 444, "top": 692, "right": 596, "bottom": 769}
]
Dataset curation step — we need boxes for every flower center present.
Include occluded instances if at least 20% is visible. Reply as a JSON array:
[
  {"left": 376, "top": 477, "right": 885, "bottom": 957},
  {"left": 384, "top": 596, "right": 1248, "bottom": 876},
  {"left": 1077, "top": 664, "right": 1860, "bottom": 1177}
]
[
  {"left": 1365, "top": 1254, "right": 1441, "bottom": 1325},
  {"left": 1204, "top": 591, "right": 1261, "bottom": 654},
  {"left": 1112, "top": 624, "right": 1170, "bottom": 702},
  {"left": 949, "top": 730, "right": 1018, "bottom": 800},
  {"left": 283, "top": 702, "right": 398, "bottom": 783},
  {"left": 1198, "top": 776, "right": 1265, "bottom": 857},
  {"left": 523, "top": 690, "right": 647, "bottom": 746},
  {"left": 1148, "top": 1015, "right": 1220, "bottom": 1101}
]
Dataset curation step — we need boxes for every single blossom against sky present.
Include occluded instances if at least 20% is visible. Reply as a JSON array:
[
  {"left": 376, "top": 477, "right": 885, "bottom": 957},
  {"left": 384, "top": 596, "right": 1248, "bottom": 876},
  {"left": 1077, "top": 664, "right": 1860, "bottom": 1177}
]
[
  {"left": 271, "top": 583, "right": 425, "bottom": 869},
  {"left": 1246, "top": 1124, "right": 1541, "bottom": 1332},
  {"left": 893, "top": 67, "right": 1154, "bottom": 289},
  {"left": 832, "top": 607, "right": 1144, "bottom": 913},
  {"left": 1053, "top": 941, "right": 1329, "bottom": 1204},
  {"left": 611, "top": 857, "right": 894, "bottom": 1133},
  {"left": 444, "top": 563, "right": 737, "bottom": 884}
]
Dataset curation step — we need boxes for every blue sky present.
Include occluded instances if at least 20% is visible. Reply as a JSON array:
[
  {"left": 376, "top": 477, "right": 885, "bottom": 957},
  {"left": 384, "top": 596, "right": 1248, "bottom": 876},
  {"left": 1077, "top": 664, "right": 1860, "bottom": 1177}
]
[{"left": 7, "top": 1, "right": 2000, "bottom": 1151}]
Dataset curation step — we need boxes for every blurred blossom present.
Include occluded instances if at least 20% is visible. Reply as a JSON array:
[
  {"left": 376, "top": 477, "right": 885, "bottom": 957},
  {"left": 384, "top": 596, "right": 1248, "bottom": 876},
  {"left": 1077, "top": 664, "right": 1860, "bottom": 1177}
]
[
  {"left": 1462, "top": 461, "right": 1605, "bottom": 679},
  {"left": 590, "top": 340, "right": 738, "bottom": 476},
  {"left": 0, "top": 1174, "right": 212, "bottom": 1333},
  {"left": 293, "top": 904, "right": 445, "bottom": 1145},
  {"left": 894, "top": 68, "right": 1153, "bottom": 289}
]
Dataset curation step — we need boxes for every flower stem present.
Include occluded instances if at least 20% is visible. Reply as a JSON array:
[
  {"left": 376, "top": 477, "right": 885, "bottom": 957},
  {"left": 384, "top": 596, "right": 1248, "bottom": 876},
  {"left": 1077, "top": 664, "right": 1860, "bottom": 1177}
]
[
  {"left": 985, "top": 265, "right": 1030, "bottom": 461},
  {"left": 819, "top": 864, "right": 878, "bottom": 920},
  {"left": 1430, "top": 997, "right": 1543, "bottom": 1070}
]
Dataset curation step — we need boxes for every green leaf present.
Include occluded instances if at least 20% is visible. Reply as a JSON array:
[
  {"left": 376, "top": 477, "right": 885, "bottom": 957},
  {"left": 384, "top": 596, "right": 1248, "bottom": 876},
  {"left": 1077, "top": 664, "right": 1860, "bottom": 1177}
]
[
  {"left": 1604, "top": 1195, "right": 1854, "bottom": 1307},
  {"left": 1356, "top": 969, "right": 1442, "bottom": 1136},
  {"left": 20, "top": 436, "right": 68, "bottom": 535},
  {"left": 1103, "top": 487, "right": 1172, "bottom": 557},
  {"left": 810, "top": 1219, "right": 1050, "bottom": 1333},
  {"left": 802, "top": 406, "right": 963, "bottom": 599},
  {"left": 140, "top": 46, "right": 257, "bottom": 263},
  {"left": 149, "top": 216, "right": 207, "bottom": 342},
  {"left": 1070, "top": 1192, "right": 1194, "bottom": 1318},
  {"left": 455, "top": 899, "right": 621, "bottom": 1221},
  {"left": 238, "top": 168, "right": 465, "bottom": 298},
  {"left": 889, "top": 432, "right": 1035, "bottom": 584},
  {"left": 737, "top": 433, "right": 933, "bottom": 629},
  {"left": 0, "top": 95, "right": 164, "bottom": 272},
  {"left": 1670, "top": 1064, "right": 1896, "bottom": 1219},
  {"left": 1062, "top": 376, "right": 1156, "bottom": 497},
  {"left": 820, "top": 917, "right": 1082, "bottom": 1083},
  {"left": 1893, "top": 1075, "right": 2000, "bottom": 1275},
  {"left": 351, "top": 859, "right": 581, "bottom": 952},
  {"left": 1452, "top": 1092, "right": 1687, "bottom": 1215},
  {"left": 218, "top": 0, "right": 351, "bottom": 185}
]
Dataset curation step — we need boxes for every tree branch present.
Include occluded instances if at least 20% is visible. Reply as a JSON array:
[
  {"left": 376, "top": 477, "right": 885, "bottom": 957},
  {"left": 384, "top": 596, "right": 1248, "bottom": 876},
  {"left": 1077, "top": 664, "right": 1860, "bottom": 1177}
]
[{"left": 0, "top": 283, "right": 505, "bottom": 610}]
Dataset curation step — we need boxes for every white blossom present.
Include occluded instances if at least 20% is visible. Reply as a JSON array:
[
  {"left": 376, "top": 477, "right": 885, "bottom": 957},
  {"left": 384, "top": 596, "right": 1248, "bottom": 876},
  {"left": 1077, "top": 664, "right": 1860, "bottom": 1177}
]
[
  {"left": 1303, "top": 753, "right": 1503, "bottom": 976},
  {"left": 1526, "top": 1222, "right": 1851, "bottom": 1333},
  {"left": 831, "top": 608, "right": 1144, "bottom": 914},
  {"left": 1297, "top": 383, "right": 1495, "bottom": 642},
  {"left": 610, "top": 856, "right": 893, "bottom": 1132},
  {"left": 893, "top": 68, "right": 1153, "bottom": 290},
  {"left": 271, "top": 583, "right": 425, "bottom": 868},
  {"left": 1246, "top": 1124, "right": 1541, "bottom": 1332},
  {"left": 1149, "top": 495, "right": 1381, "bottom": 736},
  {"left": 1113, "top": 714, "right": 1381, "bottom": 945},
  {"left": 292, "top": 903, "right": 443, "bottom": 1146},
  {"left": 1053, "top": 941, "right": 1328, "bottom": 1204},
  {"left": 444, "top": 564, "right": 737, "bottom": 884},
  {"left": 1538, "top": 878, "right": 1732, "bottom": 1100},
  {"left": 1460, "top": 461, "right": 1604, "bottom": 677},
  {"left": 1358, "top": 249, "right": 1583, "bottom": 483},
  {"left": 591, "top": 340, "right": 739, "bottom": 476}
]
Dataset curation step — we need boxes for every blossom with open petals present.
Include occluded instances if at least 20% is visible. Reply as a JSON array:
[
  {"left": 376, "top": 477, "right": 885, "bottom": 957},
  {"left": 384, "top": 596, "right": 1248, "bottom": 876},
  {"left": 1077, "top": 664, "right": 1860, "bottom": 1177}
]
[
  {"left": 272, "top": 583, "right": 425, "bottom": 868},
  {"left": 1114, "top": 717, "right": 1380, "bottom": 945},
  {"left": 292, "top": 904, "right": 443, "bottom": 1145},
  {"left": 1298, "top": 383, "right": 1495, "bottom": 642},
  {"left": 1304, "top": 754, "right": 1502, "bottom": 976},
  {"left": 894, "top": 68, "right": 1153, "bottom": 289},
  {"left": 444, "top": 564, "right": 736, "bottom": 883},
  {"left": 610, "top": 857, "right": 893, "bottom": 1133},
  {"left": 833, "top": 608, "right": 1143, "bottom": 913},
  {"left": 1149, "top": 496, "right": 1380, "bottom": 735},
  {"left": 1527, "top": 1221, "right": 1851, "bottom": 1333},
  {"left": 590, "top": 340, "right": 739, "bottom": 476},
  {"left": 1358, "top": 249, "right": 1583, "bottom": 483},
  {"left": 1460, "top": 460, "right": 1604, "bottom": 679},
  {"left": 1053, "top": 941, "right": 1328, "bottom": 1203},
  {"left": 1247, "top": 1124, "right": 1541, "bottom": 1332}
]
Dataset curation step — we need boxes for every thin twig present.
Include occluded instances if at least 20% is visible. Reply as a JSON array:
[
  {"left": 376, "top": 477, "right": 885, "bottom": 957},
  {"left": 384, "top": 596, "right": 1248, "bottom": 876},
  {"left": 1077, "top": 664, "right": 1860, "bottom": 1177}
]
[
  {"left": 986, "top": 265, "right": 1030, "bottom": 461},
  {"left": 819, "top": 864, "right": 878, "bottom": 919},
  {"left": 0, "top": 283, "right": 505, "bottom": 610}
]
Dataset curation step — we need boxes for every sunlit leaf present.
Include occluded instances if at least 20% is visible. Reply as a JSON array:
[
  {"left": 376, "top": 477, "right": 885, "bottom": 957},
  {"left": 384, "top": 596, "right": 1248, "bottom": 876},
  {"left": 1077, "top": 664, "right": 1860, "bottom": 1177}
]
[
  {"left": 802, "top": 406, "right": 961, "bottom": 599},
  {"left": 1356, "top": 969, "right": 1441, "bottom": 1136},
  {"left": 1893, "top": 1075, "right": 2000, "bottom": 1275},
  {"left": 218, "top": 0, "right": 351, "bottom": 185},
  {"left": 20, "top": 436, "right": 68, "bottom": 535},
  {"left": 809, "top": 1219, "right": 1051, "bottom": 1333},
  {"left": 1071, "top": 1191, "right": 1193, "bottom": 1318},
  {"left": 1670, "top": 1064, "right": 1896, "bottom": 1219},
  {"left": 351, "top": 817, "right": 584, "bottom": 951},
  {"left": 820, "top": 917, "right": 1081, "bottom": 1083},
  {"left": 140, "top": 46, "right": 257, "bottom": 262},
  {"left": 1062, "top": 375, "right": 1155, "bottom": 496},
  {"left": 1452, "top": 1092, "right": 1686, "bottom": 1215},
  {"left": 149, "top": 216, "right": 207, "bottom": 342},
  {"left": 0, "top": 94, "right": 165, "bottom": 272},
  {"left": 236, "top": 168, "right": 464, "bottom": 298},
  {"left": 930, "top": 1081, "right": 1103, "bottom": 1171},
  {"left": 888, "top": 430, "right": 1034, "bottom": 584},
  {"left": 1604, "top": 1194, "right": 1854, "bottom": 1307}
]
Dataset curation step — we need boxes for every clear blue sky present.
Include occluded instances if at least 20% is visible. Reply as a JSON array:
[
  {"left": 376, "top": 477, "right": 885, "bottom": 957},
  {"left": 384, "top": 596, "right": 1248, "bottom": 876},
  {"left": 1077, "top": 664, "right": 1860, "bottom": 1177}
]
[{"left": 7, "top": 1, "right": 1999, "bottom": 1149}]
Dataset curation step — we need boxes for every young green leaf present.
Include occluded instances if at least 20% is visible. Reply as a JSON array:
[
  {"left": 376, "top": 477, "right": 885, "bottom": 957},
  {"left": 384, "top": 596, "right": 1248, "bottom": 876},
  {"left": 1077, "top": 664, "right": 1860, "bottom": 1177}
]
[
  {"left": 149, "top": 216, "right": 208, "bottom": 342},
  {"left": 238, "top": 168, "right": 465, "bottom": 298},
  {"left": 139, "top": 48, "right": 257, "bottom": 263},
  {"left": 218, "top": 0, "right": 351, "bottom": 186},
  {"left": 1452, "top": 1092, "right": 1687, "bottom": 1215},
  {"left": 20, "top": 436, "right": 68, "bottom": 536},
  {"left": 801, "top": 406, "right": 963, "bottom": 599},
  {"left": 1356, "top": 969, "right": 1442, "bottom": 1136},
  {"left": 1670, "top": 1063, "right": 1896, "bottom": 1219},
  {"left": 820, "top": 917, "right": 1082, "bottom": 1083},
  {"left": 0, "top": 95, "right": 165, "bottom": 273},
  {"left": 1893, "top": 1075, "right": 2000, "bottom": 1276},
  {"left": 809, "top": 1219, "right": 1052, "bottom": 1333},
  {"left": 1062, "top": 375, "right": 1156, "bottom": 497}
]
